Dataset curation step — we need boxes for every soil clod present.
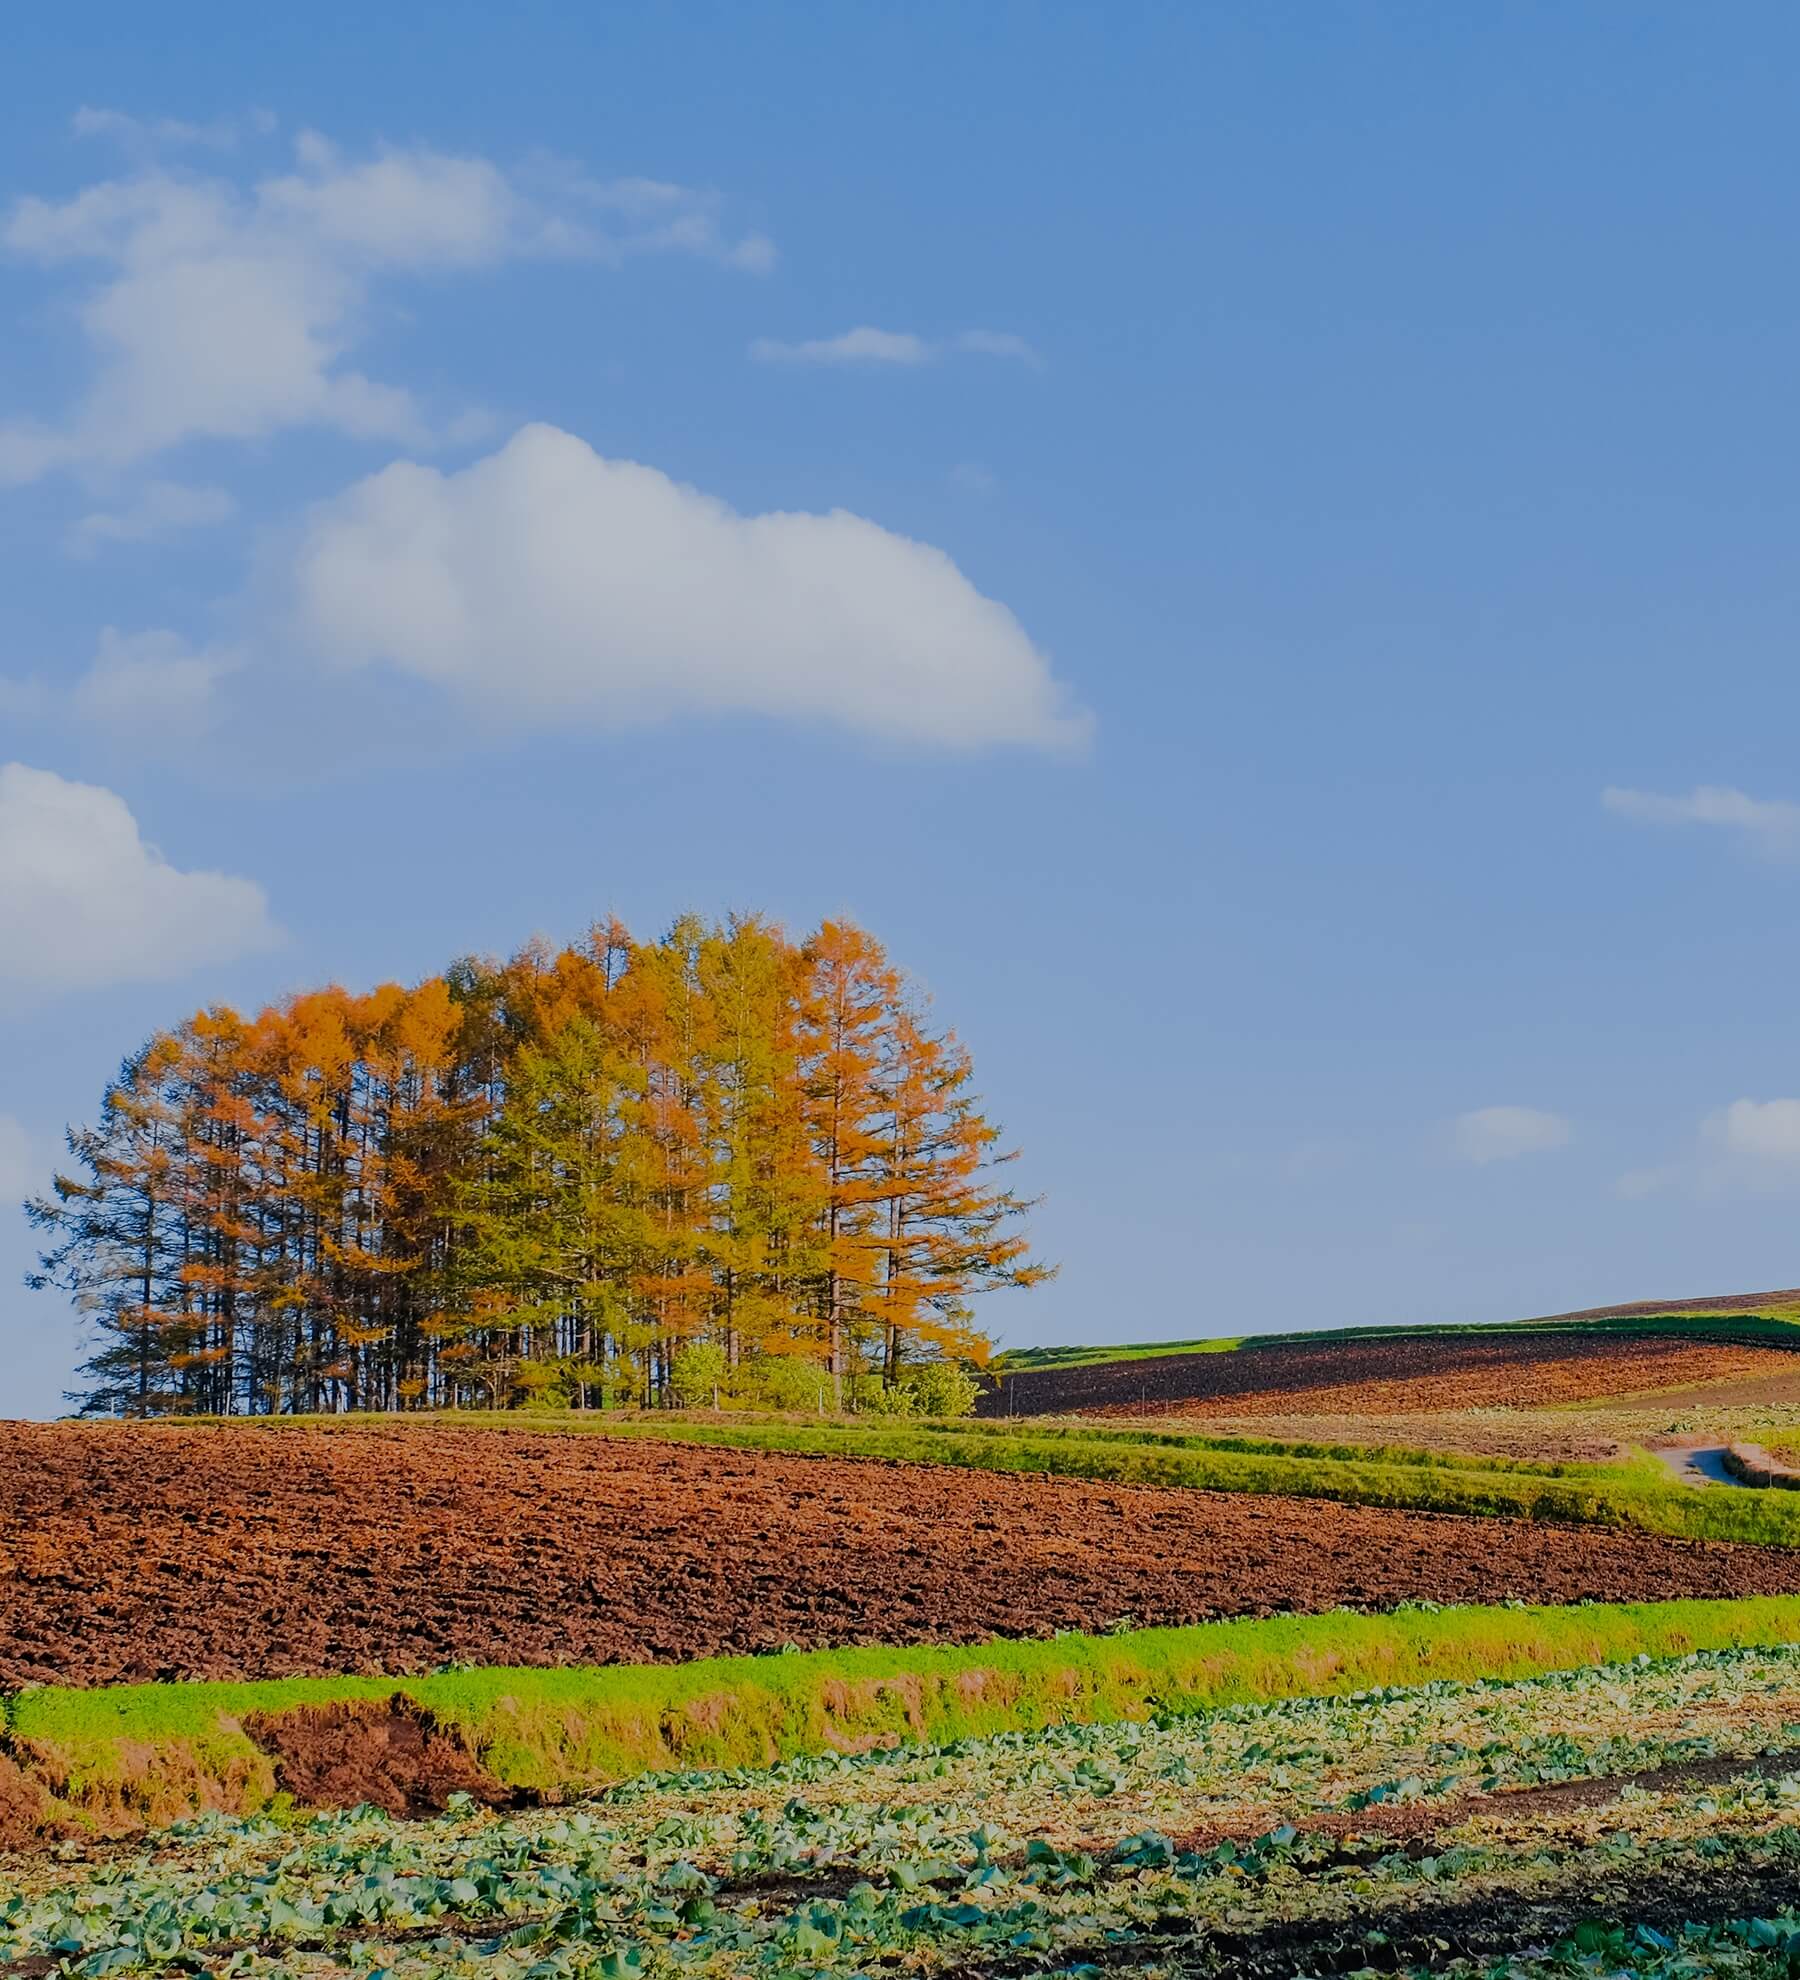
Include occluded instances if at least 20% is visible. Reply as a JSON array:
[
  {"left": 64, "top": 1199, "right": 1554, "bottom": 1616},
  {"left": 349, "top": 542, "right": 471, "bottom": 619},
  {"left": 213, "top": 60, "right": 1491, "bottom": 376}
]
[{"left": 242, "top": 1695, "right": 514, "bottom": 1818}]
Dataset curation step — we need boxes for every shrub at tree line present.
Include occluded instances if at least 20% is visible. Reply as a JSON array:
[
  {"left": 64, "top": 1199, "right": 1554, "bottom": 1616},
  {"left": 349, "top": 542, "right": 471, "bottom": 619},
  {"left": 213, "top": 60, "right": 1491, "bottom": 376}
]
[{"left": 27, "top": 915, "right": 1045, "bottom": 1418}]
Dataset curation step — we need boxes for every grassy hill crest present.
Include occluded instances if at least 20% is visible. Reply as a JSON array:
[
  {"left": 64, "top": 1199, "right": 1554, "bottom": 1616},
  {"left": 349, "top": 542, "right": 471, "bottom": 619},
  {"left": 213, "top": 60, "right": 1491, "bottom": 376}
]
[{"left": 992, "top": 1289, "right": 1800, "bottom": 1372}]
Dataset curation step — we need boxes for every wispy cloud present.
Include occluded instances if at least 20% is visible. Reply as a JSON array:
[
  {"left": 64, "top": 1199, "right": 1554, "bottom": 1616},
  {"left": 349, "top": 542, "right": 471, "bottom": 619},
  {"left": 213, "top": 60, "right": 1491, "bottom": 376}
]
[
  {"left": 750, "top": 324, "right": 1042, "bottom": 368},
  {"left": 1615, "top": 1096, "right": 1800, "bottom": 1199},
  {"left": 749, "top": 327, "right": 932, "bottom": 366},
  {"left": 0, "top": 628, "right": 239, "bottom": 736},
  {"left": 72, "top": 105, "right": 279, "bottom": 152},
  {"left": 0, "top": 132, "right": 773, "bottom": 484},
  {"left": 563, "top": 172, "right": 775, "bottom": 272},
  {"left": 1706, "top": 1098, "right": 1800, "bottom": 1164},
  {"left": 953, "top": 329, "right": 1046, "bottom": 369},
  {"left": 67, "top": 481, "right": 237, "bottom": 556},
  {"left": 1603, "top": 784, "right": 1800, "bottom": 857},
  {"left": 1452, "top": 1105, "right": 1571, "bottom": 1164},
  {"left": 71, "top": 627, "right": 241, "bottom": 734}
]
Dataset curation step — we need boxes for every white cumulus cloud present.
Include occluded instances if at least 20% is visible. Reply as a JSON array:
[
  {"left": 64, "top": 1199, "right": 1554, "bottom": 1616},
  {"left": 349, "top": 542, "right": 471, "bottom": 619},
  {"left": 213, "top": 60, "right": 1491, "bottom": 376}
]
[
  {"left": 1603, "top": 784, "right": 1800, "bottom": 857},
  {"left": 1706, "top": 1098, "right": 1800, "bottom": 1164},
  {"left": 285, "top": 422, "right": 1088, "bottom": 750},
  {"left": 0, "top": 763, "right": 278, "bottom": 994},
  {"left": 0, "top": 135, "right": 772, "bottom": 482},
  {"left": 750, "top": 325, "right": 1041, "bottom": 368},
  {"left": 1453, "top": 1105, "right": 1572, "bottom": 1164}
]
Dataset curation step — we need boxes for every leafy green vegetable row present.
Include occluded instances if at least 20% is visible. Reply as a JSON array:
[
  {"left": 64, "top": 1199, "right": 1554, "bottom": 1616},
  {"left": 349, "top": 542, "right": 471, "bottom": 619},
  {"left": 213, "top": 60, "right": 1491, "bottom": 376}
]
[{"left": 12, "top": 1639, "right": 1800, "bottom": 1977}]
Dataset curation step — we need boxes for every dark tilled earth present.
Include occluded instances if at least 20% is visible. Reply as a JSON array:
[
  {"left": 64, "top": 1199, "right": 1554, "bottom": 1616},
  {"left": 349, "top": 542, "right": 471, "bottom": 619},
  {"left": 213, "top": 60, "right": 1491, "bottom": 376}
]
[
  {"left": 980, "top": 1331, "right": 1800, "bottom": 1419},
  {"left": 6, "top": 1420, "right": 1800, "bottom": 1688}
]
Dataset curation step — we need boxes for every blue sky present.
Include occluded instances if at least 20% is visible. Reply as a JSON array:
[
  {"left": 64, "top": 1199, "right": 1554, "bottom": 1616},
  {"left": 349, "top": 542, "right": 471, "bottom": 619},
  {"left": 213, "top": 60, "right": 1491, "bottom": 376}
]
[{"left": 5, "top": 5, "right": 1800, "bottom": 1416}]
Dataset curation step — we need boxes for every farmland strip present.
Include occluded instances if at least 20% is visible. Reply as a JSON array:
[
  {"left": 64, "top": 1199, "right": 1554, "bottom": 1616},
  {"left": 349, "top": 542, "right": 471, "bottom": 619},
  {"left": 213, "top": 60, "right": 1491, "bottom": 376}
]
[{"left": 9, "top": 1422, "right": 1800, "bottom": 1691}]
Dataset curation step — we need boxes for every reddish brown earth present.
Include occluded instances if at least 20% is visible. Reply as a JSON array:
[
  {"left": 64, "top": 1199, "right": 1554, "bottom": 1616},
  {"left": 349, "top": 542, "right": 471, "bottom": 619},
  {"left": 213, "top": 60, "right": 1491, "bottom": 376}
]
[
  {"left": 243, "top": 1697, "right": 512, "bottom": 1818},
  {"left": 5, "top": 1420, "right": 1800, "bottom": 1689},
  {"left": 981, "top": 1333, "right": 1800, "bottom": 1420},
  {"left": 0, "top": 1752, "right": 49, "bottom": 1848}
]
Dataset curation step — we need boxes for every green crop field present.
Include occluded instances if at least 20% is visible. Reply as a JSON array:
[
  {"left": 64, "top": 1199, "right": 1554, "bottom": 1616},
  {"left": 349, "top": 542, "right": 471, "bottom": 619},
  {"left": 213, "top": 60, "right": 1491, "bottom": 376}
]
[
  {"left": 12, "top": 1616, "right": 1800, "bottom": 1977},
  {"left": 15, "top": 1338, "right": 1800, "bottom": 1976}
]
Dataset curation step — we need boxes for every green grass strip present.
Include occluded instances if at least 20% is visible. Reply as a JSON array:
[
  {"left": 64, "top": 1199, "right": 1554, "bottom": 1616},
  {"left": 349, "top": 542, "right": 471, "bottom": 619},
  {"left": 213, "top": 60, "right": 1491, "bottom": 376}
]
[
  {"left": 417, "top": 1407, "right": 1624, "bottom": 1477},
  {"left": 11, "top": 1597, "right": 1800, "bottom": 1832}
]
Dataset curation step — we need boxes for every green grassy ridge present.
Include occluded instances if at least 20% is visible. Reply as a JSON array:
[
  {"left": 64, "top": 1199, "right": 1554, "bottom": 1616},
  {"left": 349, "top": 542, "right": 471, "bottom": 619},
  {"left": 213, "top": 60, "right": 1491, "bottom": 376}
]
[
  {"left": 991, "top": 1308, "right": 1800, "bottom": 1373},
  {"left": 12, "top": 1597, "right": 1800, "bottom": 1838},
  {"left": 902, "top": 1416, "right": 1614, "bottom": 1477},
  {"left": 426, "top": 1407, "right": 1620, "bottom": 1478},
  {"left": 994, "top": 1335, "right": 1248, "bottom": 1370},
  {"left": 425, "top": 1413, "right": 1800, "bottom": 1548}
]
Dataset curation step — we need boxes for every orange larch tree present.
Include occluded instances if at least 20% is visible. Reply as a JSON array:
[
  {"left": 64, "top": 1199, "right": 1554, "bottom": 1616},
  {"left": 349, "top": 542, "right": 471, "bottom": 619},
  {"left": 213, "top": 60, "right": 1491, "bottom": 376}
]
[
  {"left": 30, "top": 912, "right": 1049, "bottom": 1416},
  {"left": 794, "top": 920, "right": 901, "bottom": 1405}
]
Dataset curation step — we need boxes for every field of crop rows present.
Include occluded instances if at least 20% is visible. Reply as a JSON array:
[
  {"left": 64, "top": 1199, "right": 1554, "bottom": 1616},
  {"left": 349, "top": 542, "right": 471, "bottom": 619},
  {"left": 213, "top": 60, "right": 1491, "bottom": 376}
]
[
  {"left": 11, "top": 1420, "right": 1800, "bottom": 1687},
  {"left": 982, "top": 1328, "right": 1800, "bottom": 1421},
  {"left": 11, "top": 1642, "right": 1800, "bottom": 1978}
]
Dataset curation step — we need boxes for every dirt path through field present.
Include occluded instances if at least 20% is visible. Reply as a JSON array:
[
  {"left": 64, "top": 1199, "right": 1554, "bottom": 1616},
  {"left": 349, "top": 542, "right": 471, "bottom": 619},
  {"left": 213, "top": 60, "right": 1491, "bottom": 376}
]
[
  {"left": 1653, "top": 1443, "right": 1748, "bottom": 1487},
  {"left": 5, "top": 1420, "right": 1800, "bottom": 1689}
]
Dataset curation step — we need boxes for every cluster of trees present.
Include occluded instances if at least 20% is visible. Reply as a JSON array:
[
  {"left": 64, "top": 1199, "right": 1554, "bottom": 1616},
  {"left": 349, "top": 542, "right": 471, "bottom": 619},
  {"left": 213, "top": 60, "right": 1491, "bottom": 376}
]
[{"left": 28, "top": 916, "right": 1048, "bottom": 1418}]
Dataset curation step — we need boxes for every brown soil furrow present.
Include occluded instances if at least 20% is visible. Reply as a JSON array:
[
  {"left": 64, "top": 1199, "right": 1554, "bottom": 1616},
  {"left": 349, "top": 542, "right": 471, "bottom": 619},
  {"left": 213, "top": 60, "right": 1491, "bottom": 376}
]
[{"left": 6, "top": 1421, "right": 1800, "bottom": 1689}]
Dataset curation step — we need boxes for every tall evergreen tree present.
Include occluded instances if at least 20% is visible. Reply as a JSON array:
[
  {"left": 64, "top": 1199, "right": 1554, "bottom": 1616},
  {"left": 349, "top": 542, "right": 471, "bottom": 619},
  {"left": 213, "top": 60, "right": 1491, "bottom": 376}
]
[{"left": 28, "top": 1036, "right": 187, "bottom": 1414}]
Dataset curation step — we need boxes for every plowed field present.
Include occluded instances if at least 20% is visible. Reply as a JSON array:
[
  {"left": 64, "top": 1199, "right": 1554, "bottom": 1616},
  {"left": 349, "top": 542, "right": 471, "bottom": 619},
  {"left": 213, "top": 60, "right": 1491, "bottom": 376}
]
[
  {"left": 6, "top": 1420, "right": 1800, "bottom": 1689},
  {"left": 980, "top": 1332, "right": 1800, "bottom": 1420}
]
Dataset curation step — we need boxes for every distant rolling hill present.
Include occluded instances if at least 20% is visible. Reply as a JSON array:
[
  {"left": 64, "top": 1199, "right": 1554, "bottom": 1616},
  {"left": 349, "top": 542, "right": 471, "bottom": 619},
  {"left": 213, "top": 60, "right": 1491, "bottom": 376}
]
[
  {"left": 991, "top": 1289, "right": 1800, "bottom": 1375},
  {"left": 979, "top": 1294, "right": 1800, "bottom": 1420}
]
